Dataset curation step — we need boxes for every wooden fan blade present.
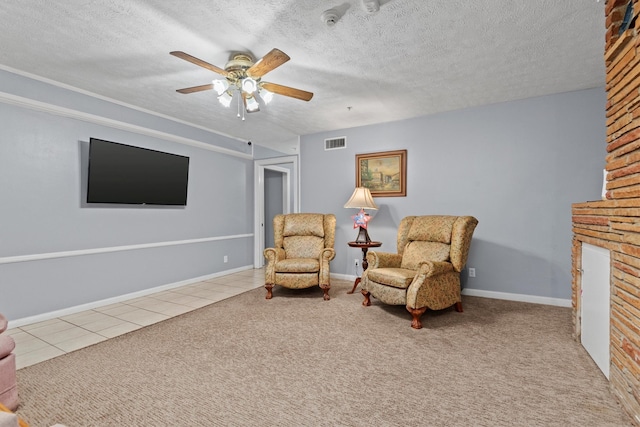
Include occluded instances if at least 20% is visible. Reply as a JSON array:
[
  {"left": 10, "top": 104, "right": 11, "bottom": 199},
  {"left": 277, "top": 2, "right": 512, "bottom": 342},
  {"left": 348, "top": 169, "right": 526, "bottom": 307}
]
[
  {"left": 176, "top": 83, "right": 214, "bottom": 94},
  {"left": 247, "top": 48, "right": 290, "bottom": 78},
  {"left": 170, "top": 51, "right": 230, "bottom": 77},
  {"left": 261, "top": 82, "right": 313, "bottom": 101}
]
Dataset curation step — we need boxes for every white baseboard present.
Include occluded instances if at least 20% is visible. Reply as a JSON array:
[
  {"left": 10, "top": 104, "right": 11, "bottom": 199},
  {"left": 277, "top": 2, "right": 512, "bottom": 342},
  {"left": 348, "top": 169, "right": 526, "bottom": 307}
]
[
  {"left": 462, "top": 288, "right": 571, "bottom": 308},
  {"left": 8, "top": 265, "right": 254, "bottom": 329},
  {"left": 331, "top": 273, "right": 357, "bottom": 282},
  {"left": 330, "top": 274, "right": 571, "bottom": 308}
]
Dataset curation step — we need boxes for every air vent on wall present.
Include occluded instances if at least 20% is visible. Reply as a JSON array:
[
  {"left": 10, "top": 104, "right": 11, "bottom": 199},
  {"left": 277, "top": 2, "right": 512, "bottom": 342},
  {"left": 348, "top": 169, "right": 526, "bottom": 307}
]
[{"left": 325, "top": 136, "right": 346, "bottom": 150}]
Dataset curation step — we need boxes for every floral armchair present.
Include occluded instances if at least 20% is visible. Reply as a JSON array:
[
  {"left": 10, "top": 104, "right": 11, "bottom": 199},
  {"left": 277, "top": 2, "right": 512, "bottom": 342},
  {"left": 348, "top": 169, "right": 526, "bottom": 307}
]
[
  {"left": 264, "top": 213, "right": 336, "bottom": 300},
  {"left": 361, "top": 215, "right": 478, "bottom": 329}
]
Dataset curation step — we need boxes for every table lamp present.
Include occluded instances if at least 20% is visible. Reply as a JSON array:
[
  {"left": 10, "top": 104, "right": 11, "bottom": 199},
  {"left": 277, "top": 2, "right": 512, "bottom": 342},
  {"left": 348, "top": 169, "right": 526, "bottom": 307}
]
[{"left": 344, "top": 187, "right": 378, "bottom": 243}]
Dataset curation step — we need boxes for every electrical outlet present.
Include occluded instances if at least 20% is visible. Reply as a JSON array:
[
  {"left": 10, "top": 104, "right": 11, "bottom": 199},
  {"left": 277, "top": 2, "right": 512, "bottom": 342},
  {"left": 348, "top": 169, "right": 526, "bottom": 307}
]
[
  {"left": 468, "top": 267, "right": 476, "bottom": 278},
  {"left": 223, "top": 255, "right": 228, "bottom": 263},
  {"left": 354, "top": 258, "right": 359, "bottom": 268}
]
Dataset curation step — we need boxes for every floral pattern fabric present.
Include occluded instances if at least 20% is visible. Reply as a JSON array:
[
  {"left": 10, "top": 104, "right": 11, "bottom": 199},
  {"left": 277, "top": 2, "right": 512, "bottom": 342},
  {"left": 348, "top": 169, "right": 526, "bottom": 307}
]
[
  {"left": 264, "top": 213, "right": 336, "bottom": 291},
  {"left": 366, "top": 267, "right": 415, "bottom": 289},
  {"left": 366, "top": 251, "right": 403, "bottom": 269},
  {"left": 363, "top": 280, "right": 407, "bottom": 305},
  {"left": 400, "top": 241, "right": 450, "bottom": 269},
  {"left": 283, "top": 236, "right": 324, "bottom": 259},
  {"left": 362, "top": 215, "right": 478, "bottom": 315},
  {"left": 275, "top": 258, "right": 320, "bottom": 273},
  {"left": 275, "top": 272, "right": 319, "bottom": 289},
  {"left": 406, "top": 273, "right": 459, "bottom": 309},
  {"left": 283, "top": 213, "right": 325, "bottom": 237},
  {"left": 407, "top": 215, "right": 457, "bottom": 243},
  {"left": 450, "top": 216, "right": 479, "bottom": 272}
]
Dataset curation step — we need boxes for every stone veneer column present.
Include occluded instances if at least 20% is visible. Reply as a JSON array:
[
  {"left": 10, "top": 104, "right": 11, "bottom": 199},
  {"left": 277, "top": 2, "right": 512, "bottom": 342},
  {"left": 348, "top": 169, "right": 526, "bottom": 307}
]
[{"left": 572, "top": 0, "right": 640, "bottom": 422}]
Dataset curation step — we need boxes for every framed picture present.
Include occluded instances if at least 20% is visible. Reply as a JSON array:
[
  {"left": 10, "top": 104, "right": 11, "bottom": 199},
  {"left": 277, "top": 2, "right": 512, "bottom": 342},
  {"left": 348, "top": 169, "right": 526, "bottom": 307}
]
[{"left": 356, "top": 149, "right": 407, "bottom": 197}]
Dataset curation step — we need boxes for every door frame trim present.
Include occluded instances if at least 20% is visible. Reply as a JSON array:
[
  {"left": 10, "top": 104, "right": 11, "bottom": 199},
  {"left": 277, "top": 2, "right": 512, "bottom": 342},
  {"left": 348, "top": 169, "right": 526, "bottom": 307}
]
[{"left": 254, "top": 155, "right": 299, "bottom": 267}]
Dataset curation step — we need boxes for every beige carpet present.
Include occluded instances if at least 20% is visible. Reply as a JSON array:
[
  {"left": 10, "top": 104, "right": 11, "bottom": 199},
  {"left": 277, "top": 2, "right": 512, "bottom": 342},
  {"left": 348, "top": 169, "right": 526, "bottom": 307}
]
[{"left": 15, "top": 279, "right": 633, "bottom": 426}]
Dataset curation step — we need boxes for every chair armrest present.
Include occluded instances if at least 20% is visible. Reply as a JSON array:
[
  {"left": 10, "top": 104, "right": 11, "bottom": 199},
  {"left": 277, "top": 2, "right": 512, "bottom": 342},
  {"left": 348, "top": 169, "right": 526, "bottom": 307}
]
[
  {"left": 0, "top": 335, "right": 15, "bottom": 359},
  {"left": 319, "top": 248, "right": 336, "bottom": 286},
  {"left": 366, "top": 251, "right": 402, "bottom": 269},
  {"left": 321, "top": 248, "right": 336, "bottom": 261},
  {"left": 263, "top": 247, "right": 285, "bottom": 284},
  {"left": 0, "top": 313, "right": 7, "bottom": 334},
  {"left": 263, "top": 247, "right": 285, "bottom": 262},
  {"left": 406, "top": 261, "right": 459, "bottom": 310},
  {"left": 416, "top": 261, "right": 455, "bottom": 277}
]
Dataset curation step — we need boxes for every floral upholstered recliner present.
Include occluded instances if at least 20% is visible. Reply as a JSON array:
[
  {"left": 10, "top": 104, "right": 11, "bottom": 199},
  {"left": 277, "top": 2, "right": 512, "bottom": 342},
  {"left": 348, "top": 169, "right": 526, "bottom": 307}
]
[
  {"left": 361, "top": 215, "right": 478, "bottom": 329},
  {"left": 264, "top": 213, "right": 336, "bottom": 301}
]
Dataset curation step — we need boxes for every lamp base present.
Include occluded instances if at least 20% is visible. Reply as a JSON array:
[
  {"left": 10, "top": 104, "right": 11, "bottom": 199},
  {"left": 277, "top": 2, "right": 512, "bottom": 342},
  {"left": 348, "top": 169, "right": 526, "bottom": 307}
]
[{"left": 354, "top": 226, "right": 372, "bottom": 244}]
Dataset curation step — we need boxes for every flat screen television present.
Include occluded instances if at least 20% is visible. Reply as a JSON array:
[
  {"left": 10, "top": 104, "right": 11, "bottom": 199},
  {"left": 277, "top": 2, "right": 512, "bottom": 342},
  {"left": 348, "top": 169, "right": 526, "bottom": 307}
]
[{"left": 87, "top": 138, "right": 190, "bottom": 206}]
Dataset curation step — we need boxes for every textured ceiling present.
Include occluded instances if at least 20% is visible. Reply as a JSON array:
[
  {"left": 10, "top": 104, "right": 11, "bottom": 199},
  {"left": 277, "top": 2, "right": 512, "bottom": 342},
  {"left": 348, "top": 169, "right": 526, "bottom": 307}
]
[{"left": 0, "top": 0, "right": 605, "bottom": 153}]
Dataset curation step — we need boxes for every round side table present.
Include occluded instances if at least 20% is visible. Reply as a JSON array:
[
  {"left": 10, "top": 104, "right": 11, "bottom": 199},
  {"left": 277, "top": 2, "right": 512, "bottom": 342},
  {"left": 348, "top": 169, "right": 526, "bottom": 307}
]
[{"left": 347, "top": 241, "right": 382, "bottom": 294}]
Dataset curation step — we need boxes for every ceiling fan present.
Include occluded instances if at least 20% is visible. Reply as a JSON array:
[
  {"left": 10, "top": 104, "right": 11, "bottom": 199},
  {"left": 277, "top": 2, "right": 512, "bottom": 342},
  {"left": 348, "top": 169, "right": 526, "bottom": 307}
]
[{"left": 170, "top": 48, "right": 313, "bottom": 117}]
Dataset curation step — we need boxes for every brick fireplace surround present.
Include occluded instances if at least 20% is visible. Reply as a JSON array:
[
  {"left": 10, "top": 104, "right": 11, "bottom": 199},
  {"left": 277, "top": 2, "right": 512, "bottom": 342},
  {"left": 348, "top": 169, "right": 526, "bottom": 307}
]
[{"left": 572, "top": 0, "right": 640, "bottom": 422}]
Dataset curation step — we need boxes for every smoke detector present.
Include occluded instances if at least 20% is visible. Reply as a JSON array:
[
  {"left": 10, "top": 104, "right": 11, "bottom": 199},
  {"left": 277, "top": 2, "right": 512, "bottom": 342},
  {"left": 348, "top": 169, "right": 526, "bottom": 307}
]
[
  {"left": 362, "top": 0, "right": 380, "bottom": 13},
  {"left": 321, "top": 8, "right": 341, "bottom": 26}
]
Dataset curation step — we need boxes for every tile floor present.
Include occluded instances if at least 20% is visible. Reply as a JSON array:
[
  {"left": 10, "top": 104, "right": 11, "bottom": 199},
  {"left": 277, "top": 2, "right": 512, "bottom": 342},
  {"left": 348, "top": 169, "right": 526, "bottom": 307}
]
[{"left": 5, "top": 268, "right": 265, "bottom": 370}]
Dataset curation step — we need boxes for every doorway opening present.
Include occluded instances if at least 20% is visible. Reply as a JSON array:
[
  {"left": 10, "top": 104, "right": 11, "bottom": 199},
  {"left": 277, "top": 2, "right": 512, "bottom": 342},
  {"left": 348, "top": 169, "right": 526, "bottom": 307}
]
[{"left": 254, "top": 156, "right": 298, "bottom": 267}]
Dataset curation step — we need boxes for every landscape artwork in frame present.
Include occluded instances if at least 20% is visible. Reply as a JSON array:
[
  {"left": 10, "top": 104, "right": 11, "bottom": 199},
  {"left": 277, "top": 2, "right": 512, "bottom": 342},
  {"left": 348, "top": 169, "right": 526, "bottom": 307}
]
[{"left": 356, "top": 149, "right": 407, "bottom": 197}]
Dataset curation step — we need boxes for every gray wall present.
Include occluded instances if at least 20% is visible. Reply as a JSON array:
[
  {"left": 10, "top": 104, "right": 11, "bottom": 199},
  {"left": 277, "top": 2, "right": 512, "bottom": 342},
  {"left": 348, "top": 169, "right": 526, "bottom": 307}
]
[
  {"left": 0, "top": 65, "right": 606, "bottom": 321},
  {"left": 300, "top": 88, "right": 606, "bottom": 301},
  {"left": 0, "top": 71, "right": 255, "bottom": 321}
]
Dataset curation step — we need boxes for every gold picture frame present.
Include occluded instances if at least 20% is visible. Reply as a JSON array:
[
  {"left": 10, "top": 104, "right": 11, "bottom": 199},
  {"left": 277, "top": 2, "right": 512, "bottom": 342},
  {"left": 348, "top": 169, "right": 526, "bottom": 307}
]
[{"left": 355, "top": 149, "right": 407, "bottom": 197}]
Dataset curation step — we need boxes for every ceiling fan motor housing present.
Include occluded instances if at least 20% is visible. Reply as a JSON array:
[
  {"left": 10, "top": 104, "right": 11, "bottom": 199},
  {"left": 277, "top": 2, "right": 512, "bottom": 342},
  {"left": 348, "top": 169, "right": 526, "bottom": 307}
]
[
  {"left": 224, "top": 54, "right": 257, "bottom": 88},
  {"left": 225, "top": 54, "right": 254, "bottom": 73}
]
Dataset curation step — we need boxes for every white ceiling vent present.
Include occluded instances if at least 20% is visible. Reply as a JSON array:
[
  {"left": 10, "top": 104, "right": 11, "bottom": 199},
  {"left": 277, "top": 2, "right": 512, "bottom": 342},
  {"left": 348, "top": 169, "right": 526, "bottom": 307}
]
[{"left": 325, "top": 136, "right": 346, "bottom": 150}]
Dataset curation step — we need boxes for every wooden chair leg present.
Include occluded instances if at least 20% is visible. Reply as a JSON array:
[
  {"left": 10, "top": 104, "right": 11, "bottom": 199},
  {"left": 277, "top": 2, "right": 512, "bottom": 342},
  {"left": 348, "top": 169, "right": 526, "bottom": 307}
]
[
  {"left": 320, "top": 284, "right": 331, "bottom": 301},
  {"left": 265, "top": 284, "right": 274, "bottom": 300},
  {"left": 407, "top": 306, "right": 427, "bottom": 329},
  {"left": 454, "top": 301, "right": 463, "bottom": 312},
  {"left": 361, "top": 290, "right": 371, "bottom": 306}
]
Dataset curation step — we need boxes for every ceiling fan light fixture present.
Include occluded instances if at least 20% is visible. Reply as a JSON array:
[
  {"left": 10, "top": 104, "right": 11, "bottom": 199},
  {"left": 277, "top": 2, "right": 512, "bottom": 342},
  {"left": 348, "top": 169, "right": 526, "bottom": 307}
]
[
  {"left": 259, "top": 87, "right": 274, "bottom": 104},
  {"left": 241, "top": 78, "right": 257, "bottom": 94},
  {"left": 218, "top": 91, "right": 233, "bottom": 107},
  {"left": 212, "top": 79, "right": 229, "bottom": 95},
  {"left": 245, "top": 95, "right": 260, "bottom": 112}
]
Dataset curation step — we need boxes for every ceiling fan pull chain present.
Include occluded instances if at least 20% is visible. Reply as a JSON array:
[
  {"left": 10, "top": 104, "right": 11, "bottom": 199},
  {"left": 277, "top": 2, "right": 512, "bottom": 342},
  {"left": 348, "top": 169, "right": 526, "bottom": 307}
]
[
  {"left": 237, "top": 89, "right": 241, "bottom": 118},
  {"left": 241, "top": 91, "right": 246, "bottom": 121}
]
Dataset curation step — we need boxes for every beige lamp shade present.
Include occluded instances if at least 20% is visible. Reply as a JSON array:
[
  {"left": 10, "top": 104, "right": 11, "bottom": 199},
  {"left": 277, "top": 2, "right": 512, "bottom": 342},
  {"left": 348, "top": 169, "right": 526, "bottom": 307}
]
[{"left": 344, "top": 187, "right": 378, "bottom": 210}]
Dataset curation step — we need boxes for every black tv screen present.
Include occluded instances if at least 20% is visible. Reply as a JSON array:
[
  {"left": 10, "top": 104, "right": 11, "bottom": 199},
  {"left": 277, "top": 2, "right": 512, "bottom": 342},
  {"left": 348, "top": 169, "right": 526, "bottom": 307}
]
[{"left": 87, "top": 138, "right": 189, "bottom": 206}]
